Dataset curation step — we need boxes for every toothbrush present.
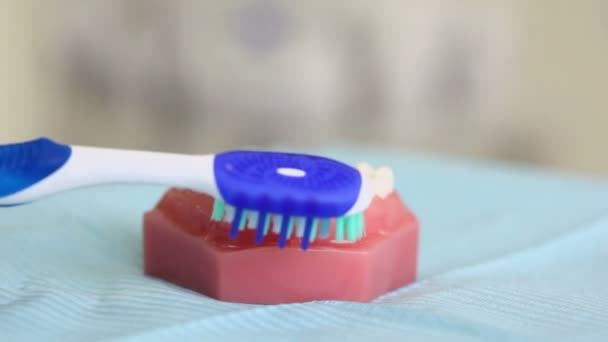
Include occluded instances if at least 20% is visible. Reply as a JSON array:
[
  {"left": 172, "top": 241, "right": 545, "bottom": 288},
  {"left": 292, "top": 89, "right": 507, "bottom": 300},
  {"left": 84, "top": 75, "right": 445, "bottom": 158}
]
[{"left": 0, "top": 137, "right": 374, "bottom": 250}]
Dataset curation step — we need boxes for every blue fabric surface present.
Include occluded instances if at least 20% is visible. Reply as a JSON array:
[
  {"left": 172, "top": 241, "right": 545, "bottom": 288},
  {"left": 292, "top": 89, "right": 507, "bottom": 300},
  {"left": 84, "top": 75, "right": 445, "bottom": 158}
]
[{"left": 1, "top": 147, "right": 608, "bottom": 341}]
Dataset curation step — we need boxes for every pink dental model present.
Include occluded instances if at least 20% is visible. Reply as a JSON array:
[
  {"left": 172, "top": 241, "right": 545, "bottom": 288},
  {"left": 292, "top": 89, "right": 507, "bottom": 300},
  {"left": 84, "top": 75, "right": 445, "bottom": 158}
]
[{"left": 143, "top": 164, "right": 418, "bottom": 304}]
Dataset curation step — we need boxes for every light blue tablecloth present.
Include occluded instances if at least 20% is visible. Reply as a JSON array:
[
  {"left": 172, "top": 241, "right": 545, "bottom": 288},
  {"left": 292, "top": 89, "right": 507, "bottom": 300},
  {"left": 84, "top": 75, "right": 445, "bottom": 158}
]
[{"left": 2, "top": 146, "right": 608, "bottom": 341}]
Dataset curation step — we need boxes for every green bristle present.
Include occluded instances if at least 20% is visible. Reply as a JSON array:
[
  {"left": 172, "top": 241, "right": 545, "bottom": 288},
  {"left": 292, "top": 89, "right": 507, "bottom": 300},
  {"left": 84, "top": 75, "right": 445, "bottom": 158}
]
[
  {"left": 211, "top": 199, "right": 225, "bottom": 221},
  {"left": 346, "top": 215, "right": 357, "bottom": 242},
  {"left": 295, "top": 216, "right": 306, "bottom": 237},
  {"left": 287, "top": 216, "right": 295, "bottom": 238},
  {"left": 335, "top": 217, "right": 345, "bottom": 241},
  {"left": 320, "top": 218, "right": 331, "bottom": 238},
  {"left": 309, "top": 219, "right": 319, "bottom": 242}
]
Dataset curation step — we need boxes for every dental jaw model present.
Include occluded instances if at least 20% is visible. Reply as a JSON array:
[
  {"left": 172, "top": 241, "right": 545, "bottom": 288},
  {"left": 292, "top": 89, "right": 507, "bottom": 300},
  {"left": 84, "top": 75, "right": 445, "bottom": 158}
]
[{"left": 143, "top": 163, "right": 418, "bottom": 304}]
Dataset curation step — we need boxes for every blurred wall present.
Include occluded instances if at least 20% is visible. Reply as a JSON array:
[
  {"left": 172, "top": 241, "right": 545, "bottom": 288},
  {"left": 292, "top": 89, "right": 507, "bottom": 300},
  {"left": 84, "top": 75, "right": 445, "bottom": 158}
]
[
  {"left": 513, "top": 0, "right": 608, "bottom": 174},
  {"left": 1, "top": 0, "right": 607, "bottom": 176},
  {"left": 0, "top": 1, "right": 47, "bottom": 138}
]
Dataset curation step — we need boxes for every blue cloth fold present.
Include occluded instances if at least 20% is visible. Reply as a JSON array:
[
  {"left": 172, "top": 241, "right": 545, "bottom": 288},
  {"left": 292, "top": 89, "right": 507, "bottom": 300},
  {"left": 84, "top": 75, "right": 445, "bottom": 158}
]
[{"left": 2, "top": 147, "right": 608, "bottom": 341}]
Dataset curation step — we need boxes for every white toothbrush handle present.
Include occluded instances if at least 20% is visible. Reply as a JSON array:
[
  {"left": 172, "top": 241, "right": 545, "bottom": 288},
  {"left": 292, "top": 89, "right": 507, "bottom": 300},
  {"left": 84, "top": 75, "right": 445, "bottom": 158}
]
[{"left": 0, "top": 138, "right": 217, "bottom": 206}]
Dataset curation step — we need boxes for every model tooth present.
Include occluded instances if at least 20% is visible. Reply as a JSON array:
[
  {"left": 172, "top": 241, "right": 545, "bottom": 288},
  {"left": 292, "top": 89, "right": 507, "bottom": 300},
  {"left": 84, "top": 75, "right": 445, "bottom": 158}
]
[
  {"left": 356, "top": 163, "right": 394, "bottom": 198},
  {"left": 356, "top": 162, "right": 375, "bottom": 177},
  {"left": 373, "top": 167, "right": 394, "bottom": 198}
]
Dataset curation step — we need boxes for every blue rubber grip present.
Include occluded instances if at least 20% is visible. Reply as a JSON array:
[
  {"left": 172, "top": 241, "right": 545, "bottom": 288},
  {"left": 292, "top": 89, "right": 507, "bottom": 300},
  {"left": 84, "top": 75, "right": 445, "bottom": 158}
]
[
  {"left": 0, "top": 137, "right": 72, "bottom": 198},
  {"left": 213, "top": 150, "right": 361, "bottom": 218}
]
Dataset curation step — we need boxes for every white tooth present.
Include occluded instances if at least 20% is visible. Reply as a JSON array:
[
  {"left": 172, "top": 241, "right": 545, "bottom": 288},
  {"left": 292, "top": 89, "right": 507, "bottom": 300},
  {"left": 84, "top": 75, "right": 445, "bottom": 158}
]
[
  {"left": 356, "top": 162, "right": 374, "bottom": 177},
  {"left": 356, "top": 162, "right": 395, "bottom": 199},
  {"left": 373, "top": 167, "right": 394, "bottom": 198}
]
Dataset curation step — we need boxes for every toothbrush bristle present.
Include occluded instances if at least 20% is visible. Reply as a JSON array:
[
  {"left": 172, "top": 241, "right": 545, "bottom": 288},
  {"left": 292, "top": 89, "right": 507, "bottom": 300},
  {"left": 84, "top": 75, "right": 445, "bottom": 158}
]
[
  {"left": 230, "top": 208, "right": 244, "bottom": 238},
  {"left": 345, "top": 215, "right": 355, "bottom": 242},
  {"left": 255, "top": 212, "right": 268, "bottom": 244},
  {"left": 238, "top": 210, "right": 248, "bottom": 231},
  {"left": 295, "top": 217, "right": 305, "bottom": 238},
  {"left": 278, "top": 215, "right": 292, "bottom": 248},
  {"left": 335, "top": 217, "right": 345, "bottom": 241},
  {"left": 310, "top": 219, "right": 319, "bottom": 243},
  {"left": 346, "top": 214, "right": 364, "bottom": 242},
  {"left": 211, "top": 199, "right": 366, "bottom": 249},
  {"left": 224, "top": 205, "right": 235, "bottom": 223},
  {"left": 211, "top": 199, "right": 225, "bottom": 221},
  {"left": 263, "top": 214, "right": 272, "bottom": 235},
  {"left": 272, "top": 215, "right": 282, "bottom": 234},
  {"left": 300, "top": 217, "right": 314, "bottom": 250},
  {"left": 247, "top": 211, "right": 259, "bottom": 230},
  {"left": 320, "top": 218, "right": 331, "bottom": 239}
]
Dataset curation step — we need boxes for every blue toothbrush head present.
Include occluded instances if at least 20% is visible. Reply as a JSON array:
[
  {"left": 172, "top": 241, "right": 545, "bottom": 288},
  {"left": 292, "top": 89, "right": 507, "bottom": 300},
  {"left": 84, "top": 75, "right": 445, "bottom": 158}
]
[{"left": 212, "top": 150, "right": 374, "bottom": 250}]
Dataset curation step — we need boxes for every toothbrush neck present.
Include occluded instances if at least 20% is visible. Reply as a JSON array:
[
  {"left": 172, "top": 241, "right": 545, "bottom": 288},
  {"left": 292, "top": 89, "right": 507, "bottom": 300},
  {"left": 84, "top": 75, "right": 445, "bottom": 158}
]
[{"left": 66, "top": 146, "right": 218, "bottom": 195}]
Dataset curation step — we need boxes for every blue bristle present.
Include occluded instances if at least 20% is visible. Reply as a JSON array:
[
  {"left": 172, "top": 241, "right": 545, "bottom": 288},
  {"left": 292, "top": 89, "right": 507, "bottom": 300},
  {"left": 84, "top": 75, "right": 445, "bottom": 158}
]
[
  {"left": 230, "top": 208, "right": 244, "bottom": 238},
  {"left": 300, "top": 217, "right": 314, "bottom": 250},
  {"left": 256, "top": 212, "right": 268, "bottom": 244},
  {"left": 279, "top": 215, "right": 292, "bottom": 248}
]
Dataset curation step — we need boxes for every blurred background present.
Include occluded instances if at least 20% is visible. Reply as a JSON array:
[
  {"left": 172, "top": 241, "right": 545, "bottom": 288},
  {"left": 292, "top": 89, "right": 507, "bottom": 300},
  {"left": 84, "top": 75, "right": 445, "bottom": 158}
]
[{"left": 1, "top": 0, "right": 607, "bottom": 175}]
